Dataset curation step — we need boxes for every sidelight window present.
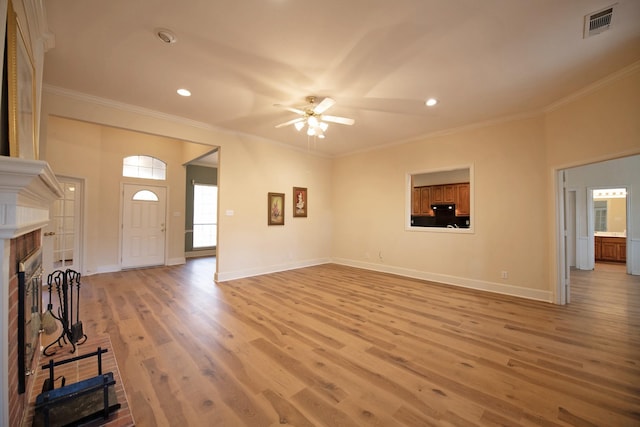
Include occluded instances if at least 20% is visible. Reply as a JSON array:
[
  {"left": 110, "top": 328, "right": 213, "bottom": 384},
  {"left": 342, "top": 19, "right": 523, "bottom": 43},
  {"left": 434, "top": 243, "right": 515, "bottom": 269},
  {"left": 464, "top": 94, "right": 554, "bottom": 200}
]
[{"left": 193, "top": 184, "right": 217, "bottom": 248}]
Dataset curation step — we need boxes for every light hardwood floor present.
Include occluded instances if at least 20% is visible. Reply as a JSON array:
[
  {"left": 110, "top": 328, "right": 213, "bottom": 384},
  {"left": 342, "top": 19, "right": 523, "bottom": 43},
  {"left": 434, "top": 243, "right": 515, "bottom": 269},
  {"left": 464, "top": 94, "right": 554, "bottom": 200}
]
[{"left": 73, "top": 260, "right": 639, "bottom": 426}]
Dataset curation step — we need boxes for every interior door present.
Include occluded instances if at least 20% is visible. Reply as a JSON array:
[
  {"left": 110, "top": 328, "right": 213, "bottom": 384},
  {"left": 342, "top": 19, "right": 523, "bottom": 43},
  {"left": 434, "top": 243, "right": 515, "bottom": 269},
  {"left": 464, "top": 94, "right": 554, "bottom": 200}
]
[
  {"left": 121, "top": 184, "right": 167, "bottom": 269},
  {"left": 42, "top": 177, "right": 83, "bottom": 274}
]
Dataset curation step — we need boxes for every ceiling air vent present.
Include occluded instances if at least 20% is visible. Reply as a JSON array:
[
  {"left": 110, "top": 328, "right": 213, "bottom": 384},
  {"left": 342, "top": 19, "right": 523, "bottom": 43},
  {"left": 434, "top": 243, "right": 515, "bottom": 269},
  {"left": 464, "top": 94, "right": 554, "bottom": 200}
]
[{"left": 584, "top": 5, "right": 615, "bottom": 38}]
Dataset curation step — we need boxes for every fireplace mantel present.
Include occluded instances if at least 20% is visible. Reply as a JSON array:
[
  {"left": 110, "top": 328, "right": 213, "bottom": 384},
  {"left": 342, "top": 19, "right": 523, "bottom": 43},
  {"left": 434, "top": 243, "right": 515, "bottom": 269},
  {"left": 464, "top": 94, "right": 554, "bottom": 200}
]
[{"left": 0, "top": 156, "right": 63, "bottom": 239}]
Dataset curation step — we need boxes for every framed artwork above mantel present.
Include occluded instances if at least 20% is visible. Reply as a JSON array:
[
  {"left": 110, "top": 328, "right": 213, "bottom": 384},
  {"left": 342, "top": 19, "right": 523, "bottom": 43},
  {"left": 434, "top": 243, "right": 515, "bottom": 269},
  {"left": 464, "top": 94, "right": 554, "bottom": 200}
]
[{"left": 6, "top": 0, "right": 37, "bottom": 160}]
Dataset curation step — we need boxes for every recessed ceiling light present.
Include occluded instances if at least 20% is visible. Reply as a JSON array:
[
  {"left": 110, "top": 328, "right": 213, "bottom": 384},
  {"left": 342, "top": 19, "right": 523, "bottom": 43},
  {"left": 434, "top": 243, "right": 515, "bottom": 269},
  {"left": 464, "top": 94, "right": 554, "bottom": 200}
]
[
  {"left": 425, "top": 98, "right": 438, "bottom": 107},
  {"left": 156, "top": 28, "right": 177, "bottom": 44},
  {"left": 177, "top": 88, "right": 191, "bottom": 97}
]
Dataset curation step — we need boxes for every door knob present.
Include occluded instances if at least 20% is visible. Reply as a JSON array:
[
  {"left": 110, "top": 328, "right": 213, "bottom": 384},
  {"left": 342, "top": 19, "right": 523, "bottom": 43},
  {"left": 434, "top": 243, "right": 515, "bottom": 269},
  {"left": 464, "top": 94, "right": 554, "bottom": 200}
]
[{"left": 44, "top": 232, "right": 56, "bottom": 237}]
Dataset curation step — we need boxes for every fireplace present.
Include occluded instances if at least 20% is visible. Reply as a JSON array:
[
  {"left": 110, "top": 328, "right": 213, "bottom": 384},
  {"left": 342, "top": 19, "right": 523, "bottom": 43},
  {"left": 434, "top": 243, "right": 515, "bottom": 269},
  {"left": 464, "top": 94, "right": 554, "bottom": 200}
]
[
  {"left": 17, "top": 246, "right": 43, "bottom": 394},
  {"left": 1, "top": 156, "right": 63, "bottom": 427}
]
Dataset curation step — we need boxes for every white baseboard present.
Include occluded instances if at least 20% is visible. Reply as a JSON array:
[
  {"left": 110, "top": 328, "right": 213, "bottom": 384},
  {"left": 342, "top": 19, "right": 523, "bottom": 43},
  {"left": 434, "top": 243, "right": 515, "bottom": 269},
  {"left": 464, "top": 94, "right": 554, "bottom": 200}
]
[
  {"left": 215, "top": 258, "right": 331, "bottom": 282},
  {"left": 90, "top": 257, "right": 185, "bottom": 275},
  {"left": 186, "top": 249, "right": 216, "bottom": 258},
  {"left": 96, "top": 256, "right": 554, "bottom": 303},
  {"left": 331, "top": 258, "right": 554, "bottom": 303},
  {"left": 167, "top": 257, "right": 186, "bottom": 266},
  {"left": 92, "top": 264, "right": 120, "bottom": 275}
]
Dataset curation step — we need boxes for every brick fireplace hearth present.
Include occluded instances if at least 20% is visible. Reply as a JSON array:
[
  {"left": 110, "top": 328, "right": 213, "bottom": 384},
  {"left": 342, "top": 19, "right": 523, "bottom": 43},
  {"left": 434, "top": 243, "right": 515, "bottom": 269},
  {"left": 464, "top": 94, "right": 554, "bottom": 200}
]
[{"left": 1, "top": 156, "right": 62, "bottom": 427}]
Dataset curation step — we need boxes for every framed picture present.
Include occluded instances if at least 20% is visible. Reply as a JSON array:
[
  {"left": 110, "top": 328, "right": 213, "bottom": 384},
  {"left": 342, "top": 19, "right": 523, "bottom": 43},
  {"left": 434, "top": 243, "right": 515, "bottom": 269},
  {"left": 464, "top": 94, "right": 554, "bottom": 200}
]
[
  {"left": 268, "top": 192, "right": 285, "bottom": 225},
  {"left": 7, "top": 1, "right": 37, "bottom": 159},
  {"left": 293, "top": 187, "right": 308, "bottom": 217}
]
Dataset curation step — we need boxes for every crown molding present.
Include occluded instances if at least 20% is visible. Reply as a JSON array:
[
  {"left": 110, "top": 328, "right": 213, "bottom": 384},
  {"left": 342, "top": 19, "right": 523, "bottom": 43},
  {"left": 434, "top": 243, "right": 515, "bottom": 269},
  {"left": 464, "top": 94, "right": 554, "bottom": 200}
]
[
  {"left": 544, "top": 60, "right": 640, "bottom": 113},
  {"left": 22, "top": 0, "right": 54, "bottom": 51},
  {"left": 43, "top": 85, "right": 220, "bottom": 131}
]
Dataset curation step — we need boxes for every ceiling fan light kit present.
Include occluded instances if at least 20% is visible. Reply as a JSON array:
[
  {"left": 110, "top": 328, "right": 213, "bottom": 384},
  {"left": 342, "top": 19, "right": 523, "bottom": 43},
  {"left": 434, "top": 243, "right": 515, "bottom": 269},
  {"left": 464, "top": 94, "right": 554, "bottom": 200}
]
[{"left": 275, "top": 96, "right": 354, "bottom": 140}]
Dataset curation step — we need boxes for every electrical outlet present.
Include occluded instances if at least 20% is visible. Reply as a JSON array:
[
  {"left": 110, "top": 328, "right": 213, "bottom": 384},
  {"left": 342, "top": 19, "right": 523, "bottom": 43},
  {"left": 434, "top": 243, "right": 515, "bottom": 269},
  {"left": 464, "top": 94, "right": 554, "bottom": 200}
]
[{"left": 501, "top": 271, "right": 508, "bottom": 279}]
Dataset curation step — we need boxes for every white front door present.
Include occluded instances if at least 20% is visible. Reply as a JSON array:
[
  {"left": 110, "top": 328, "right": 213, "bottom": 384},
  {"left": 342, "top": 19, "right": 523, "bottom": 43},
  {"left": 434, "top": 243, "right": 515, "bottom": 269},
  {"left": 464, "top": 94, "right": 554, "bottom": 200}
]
[
  {"left": 121, "top": 184, "right": 167, "bottom": 269},
  {"left": 43, "top": 177, "right": 83, "bottom": 274}
]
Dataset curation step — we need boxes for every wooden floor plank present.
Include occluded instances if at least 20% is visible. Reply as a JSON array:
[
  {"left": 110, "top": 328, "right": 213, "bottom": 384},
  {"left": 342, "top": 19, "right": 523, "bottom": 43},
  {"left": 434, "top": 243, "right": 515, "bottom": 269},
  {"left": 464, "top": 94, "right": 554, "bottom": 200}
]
[{"left": 72, "top": 260, "right": 639, "bottom": 426}]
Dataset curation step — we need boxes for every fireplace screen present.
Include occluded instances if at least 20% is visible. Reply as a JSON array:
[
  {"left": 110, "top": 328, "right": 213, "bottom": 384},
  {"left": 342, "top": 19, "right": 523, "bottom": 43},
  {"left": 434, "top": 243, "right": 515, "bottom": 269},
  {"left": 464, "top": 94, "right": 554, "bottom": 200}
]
[{"left": 18, "top": 247, "right": 43, "bottom": 394}]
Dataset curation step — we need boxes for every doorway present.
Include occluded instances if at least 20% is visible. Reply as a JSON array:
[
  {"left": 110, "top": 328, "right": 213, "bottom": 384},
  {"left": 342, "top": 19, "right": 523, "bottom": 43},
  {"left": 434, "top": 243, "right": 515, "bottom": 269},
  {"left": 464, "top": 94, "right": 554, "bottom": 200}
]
[
  {"left": 42, "top": 176, "right": 84, "bottom": 274},
  {"left": 184, "top": 150, "right": 218, "bottom": 260},
  {"left": 121, "top": 184, "right": 167, "bottom": 269},
  {"left": 590, "top": 187, "right": 627, "bottom": 267},
  {"left": 556, "top": 155, "right": 638, "bottom": 305}
]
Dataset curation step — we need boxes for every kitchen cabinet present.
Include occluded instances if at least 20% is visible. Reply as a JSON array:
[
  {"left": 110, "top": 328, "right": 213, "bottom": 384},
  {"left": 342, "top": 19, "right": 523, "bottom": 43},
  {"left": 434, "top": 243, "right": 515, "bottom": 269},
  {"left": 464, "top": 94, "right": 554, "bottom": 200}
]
[
  {"left": 431, "top": 184, "right": 455, "bottom": 203},
  {"left": 431, "top": 185, "right": 444, "bottom": 203},
  {"left": 420, "top": 187, "right": 432, "bottom": 215},
  {"left": 595, "top": 236, "right": 626, "bottom": 262},
  {"left": 412, "top": 188, "right": 420, "bottom": 215},
  {"left": 443, "top": 185, "right": 456, "bottom": 203},
  {"left": 412, "top": 182, "right": 470, "bottom": 217},
  {"left": 456, "top": 183, "right": 470, "bottom": 216}
]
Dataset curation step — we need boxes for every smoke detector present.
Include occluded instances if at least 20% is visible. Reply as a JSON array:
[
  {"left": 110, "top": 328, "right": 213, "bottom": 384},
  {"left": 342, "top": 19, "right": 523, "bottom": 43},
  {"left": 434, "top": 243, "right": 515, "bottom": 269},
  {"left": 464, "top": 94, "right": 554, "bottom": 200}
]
[
  {"left": 583, "top": 5, "right": 615, "bottom": 38},
  {"left": 155, "top": 28, "right": 177, "bottom": 44}
]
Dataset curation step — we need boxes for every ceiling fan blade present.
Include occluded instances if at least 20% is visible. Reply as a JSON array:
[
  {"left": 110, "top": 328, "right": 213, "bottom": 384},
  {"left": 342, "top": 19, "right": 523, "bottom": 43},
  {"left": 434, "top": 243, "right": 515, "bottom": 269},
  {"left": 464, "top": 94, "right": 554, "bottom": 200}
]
[
  {"left": 275, "top": 117, "right": 305, "bottom": 128},
  {"left": 273, "top": 104, "right": 306, "bottom": 115},
  {"left": 322, "top": 115, "right": 355, "bottom": 126},
  {"left": 313, "top": 97, "right": 336, "bottom": 114}
]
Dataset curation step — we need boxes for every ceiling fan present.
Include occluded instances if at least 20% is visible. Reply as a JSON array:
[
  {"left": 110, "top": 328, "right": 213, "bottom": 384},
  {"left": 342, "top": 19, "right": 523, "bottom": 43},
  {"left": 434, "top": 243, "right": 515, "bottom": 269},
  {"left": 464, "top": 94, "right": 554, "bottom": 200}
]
[{"left": 274, "top": 96, "right": 355, "bottom": 139}]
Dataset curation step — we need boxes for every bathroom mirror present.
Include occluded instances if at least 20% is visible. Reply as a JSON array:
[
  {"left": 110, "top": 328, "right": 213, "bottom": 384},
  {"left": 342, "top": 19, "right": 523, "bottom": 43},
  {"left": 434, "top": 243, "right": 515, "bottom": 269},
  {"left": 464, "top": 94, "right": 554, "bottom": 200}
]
[{"left": 407, "top": 165, "right": 473, "bottom": 232}]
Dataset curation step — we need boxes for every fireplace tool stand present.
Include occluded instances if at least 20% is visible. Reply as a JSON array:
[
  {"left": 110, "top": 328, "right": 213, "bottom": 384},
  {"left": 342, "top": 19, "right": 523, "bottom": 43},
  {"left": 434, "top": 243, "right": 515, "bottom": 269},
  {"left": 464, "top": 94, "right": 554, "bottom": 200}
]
[{"left": 43, "top": 269, "right": 88, "bottom": 357}]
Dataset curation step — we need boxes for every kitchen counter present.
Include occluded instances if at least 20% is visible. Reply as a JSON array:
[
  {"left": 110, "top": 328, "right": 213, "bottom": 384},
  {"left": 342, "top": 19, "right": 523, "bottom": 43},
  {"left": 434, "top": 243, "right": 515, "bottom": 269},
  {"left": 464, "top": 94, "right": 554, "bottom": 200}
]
[{"left": 594, "top": 231, "right": 626, "bottom": 238}]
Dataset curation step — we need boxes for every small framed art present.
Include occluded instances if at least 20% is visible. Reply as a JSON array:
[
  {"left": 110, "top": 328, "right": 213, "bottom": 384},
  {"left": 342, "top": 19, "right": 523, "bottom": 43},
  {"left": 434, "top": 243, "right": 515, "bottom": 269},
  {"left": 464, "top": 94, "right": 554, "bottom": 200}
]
[
  {"left": 268, "top": 192, "right": 285, "bottom": 225},
  {"left": 293, "top": 187, "right": 307, "bottom": 217}
]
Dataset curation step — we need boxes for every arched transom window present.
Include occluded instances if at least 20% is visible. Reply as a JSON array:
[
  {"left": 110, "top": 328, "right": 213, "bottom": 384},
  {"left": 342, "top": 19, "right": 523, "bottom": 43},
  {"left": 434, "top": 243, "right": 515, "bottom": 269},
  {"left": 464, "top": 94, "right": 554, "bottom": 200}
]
[
  {"left": 132, "top": 190, "right": 159, "bottom": 201},
  {"left": 123, "top": 155, "right": 167, "bottom": 180}
]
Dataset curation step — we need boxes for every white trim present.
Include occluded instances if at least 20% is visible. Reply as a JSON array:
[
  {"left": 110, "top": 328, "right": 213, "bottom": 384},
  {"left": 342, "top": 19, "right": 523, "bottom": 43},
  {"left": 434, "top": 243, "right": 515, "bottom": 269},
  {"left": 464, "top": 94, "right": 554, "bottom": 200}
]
[
  {"left": 43, "top": 85, "right": 331, "bottom": 159},
  {"left": 0, "top": 157, "right": 63, "bottom": 239},
  {"left": 630, "top": 238, "right": 640, "bottom": 275},
  {"left": 405, "top": 164, "right": 475, "bottom": 233},
  {"left": 333, "top": 258, "right": 553, "bottom": 303},
  {"left": 119, "top": 183, "right": 168, "bottom": 270},
  {"left": 1, "top": 240, "right": 10, "bottom": 427},
  {"left": 215, "top": 257, "right": 552, "bottom": 302},
  {"left": 544, "top": 60, "right": 640, "bottom": 113},
  {"left": 186, "top": 249, "right": 216, "bottom": 258},
  {"left": 576, "top": 237, "right": 589, "bottom": 270},
  {"left": 555, "top": 170, "right": 568, "bottom": 305},
  {"left": 93, "top": 264, "right": 121, "bottom": 275},
  {"left": 44, "top": 85, "right": 217, "bottom": 131},
  {"left": 214, "top": 258, "right": 331, "bottom": 282},
  {"left": 167, "top": 257, "right": 186, "bottom": 266}
]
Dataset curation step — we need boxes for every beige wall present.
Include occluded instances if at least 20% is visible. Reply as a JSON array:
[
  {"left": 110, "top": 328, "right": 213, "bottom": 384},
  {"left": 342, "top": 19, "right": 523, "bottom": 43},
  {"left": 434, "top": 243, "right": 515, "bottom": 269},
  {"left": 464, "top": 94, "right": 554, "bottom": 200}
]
[
  {"left": 545, "top": 66, "right": 640, "bottom": 282},
  {"left": 332, "top": 115, "right": 550, "bottom": 299},
  {"left": 332, "top": 65, "right": 640, "bottom": 302},
  {"left": 40, "top": 64, "right": 640, "bottom": 301},
  {"left": 45, "top": 116, "right": 213, "bottom": 273},
  {"left": 41, "top": 92, "right": 334, "bottom": 280},
  {"left": 606, "top": 198, "right": 627, "bottom": 233},
  {"left": 544, "top": 67, "right": 640, "bottom": 169}
]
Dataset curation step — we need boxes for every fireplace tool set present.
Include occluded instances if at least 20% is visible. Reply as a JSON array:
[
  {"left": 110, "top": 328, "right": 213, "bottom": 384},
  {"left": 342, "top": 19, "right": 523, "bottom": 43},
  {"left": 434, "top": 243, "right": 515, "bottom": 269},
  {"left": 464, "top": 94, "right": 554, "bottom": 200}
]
[{"left": 43, "top": 269, "right": 87, "bottom": 357}]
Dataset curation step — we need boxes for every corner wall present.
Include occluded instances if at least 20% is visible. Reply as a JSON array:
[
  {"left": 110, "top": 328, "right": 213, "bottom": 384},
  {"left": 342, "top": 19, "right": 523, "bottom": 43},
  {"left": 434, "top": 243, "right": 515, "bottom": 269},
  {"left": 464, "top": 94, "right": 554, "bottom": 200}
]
[
  {"left": 44, "top": 116, "right": 213, "bottom": 274},
  {"left": 332, "top": 115, "right": 552, "bottom": 301},
  {"left": 40, "top": 90, "right": 334, "bottom": 281},
  {"left": 545, "top": 65, "right": 640, "bottom": 284}
]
